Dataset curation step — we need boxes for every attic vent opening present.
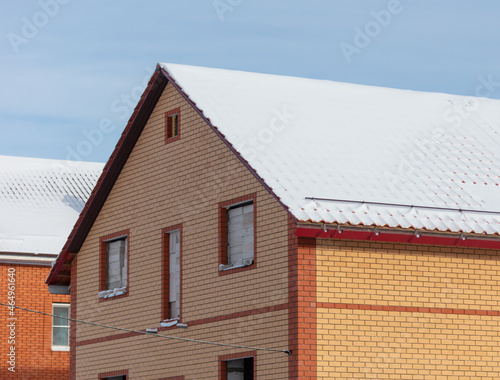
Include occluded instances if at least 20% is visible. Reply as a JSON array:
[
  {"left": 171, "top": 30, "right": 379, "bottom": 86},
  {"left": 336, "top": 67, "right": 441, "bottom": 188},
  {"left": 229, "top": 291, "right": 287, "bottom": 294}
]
[{"left": 165, "top": 108, "right": 181, "bottom": 142}]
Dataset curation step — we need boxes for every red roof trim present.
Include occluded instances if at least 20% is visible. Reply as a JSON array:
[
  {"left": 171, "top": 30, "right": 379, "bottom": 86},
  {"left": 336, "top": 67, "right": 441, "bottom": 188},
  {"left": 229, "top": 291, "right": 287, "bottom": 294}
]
[
  {"left": 47, "top": 68, "right": 168, "bottom": 285},
  {"left": 296, "top": 226, "right": 500, "bottom": 249}
]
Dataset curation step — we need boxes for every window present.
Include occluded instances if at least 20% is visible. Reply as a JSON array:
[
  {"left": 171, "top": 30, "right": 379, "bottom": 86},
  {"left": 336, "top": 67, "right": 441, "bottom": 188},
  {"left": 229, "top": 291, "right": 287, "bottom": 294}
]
[
  {"left": 99, "top": 231, "right": 129, "bottom": 299},
  {"left": 219, "top": 194, "right": 256, "bottom": 273},
  {"left": 98, "top": 370, "right": 128, "bottom": 379},
  {"left": 168, "top": 230, "right": 181, "bottom": 319},
  {"left": 227, "top": 202, "right": 254, "bottom": 267},
  {"left": 165, "top": 108, "right": 181, "bottom": 142},
  {"left": 220, "top": 357, "right": 254, "bottom": 380},
  {"left": 226, "top": 358, "right": 254, "bottom": 380},
  {"left": 162, "top": 226, "right": 182, "bottom": 322},
  {"left": 99, "top": 371, "right": 128, "bottom": 380},
  {"left": 107, "top": 238, "right": 127, "bottom": 289},
  {"left": 52, "top": 303, "right": 70, "bottom": 351}
]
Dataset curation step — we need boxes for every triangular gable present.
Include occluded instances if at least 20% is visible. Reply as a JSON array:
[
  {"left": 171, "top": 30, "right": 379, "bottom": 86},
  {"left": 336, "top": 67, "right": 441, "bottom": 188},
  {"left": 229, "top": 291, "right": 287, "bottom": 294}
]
[{"left": 47, "top": 65, "right": 291, "bottom": 286}]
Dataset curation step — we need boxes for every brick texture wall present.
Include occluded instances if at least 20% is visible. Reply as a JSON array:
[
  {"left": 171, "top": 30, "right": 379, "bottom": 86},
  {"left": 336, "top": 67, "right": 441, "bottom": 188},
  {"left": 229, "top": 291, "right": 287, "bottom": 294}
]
[
  {"left": 0, "top": 263, "right": 69, "bottom": 379},
  {"left": 72, "top": 81, "right": 291, "bottom": 378},
  {"left": 316, "top": 238, "right": 500, "bottom": 379}
]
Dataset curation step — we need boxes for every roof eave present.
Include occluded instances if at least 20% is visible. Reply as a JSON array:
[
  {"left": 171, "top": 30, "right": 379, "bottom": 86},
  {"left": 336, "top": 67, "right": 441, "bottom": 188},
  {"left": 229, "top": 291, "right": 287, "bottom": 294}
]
[{"left": 296, "top": 222, "right": 500, "bottom": 249}]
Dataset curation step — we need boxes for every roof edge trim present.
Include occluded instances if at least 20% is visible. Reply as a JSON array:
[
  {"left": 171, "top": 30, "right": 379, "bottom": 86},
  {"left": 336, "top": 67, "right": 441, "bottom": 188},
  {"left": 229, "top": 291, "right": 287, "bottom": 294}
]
[{"left": 296, "top": 224, "right": 500, "bottom": 249}]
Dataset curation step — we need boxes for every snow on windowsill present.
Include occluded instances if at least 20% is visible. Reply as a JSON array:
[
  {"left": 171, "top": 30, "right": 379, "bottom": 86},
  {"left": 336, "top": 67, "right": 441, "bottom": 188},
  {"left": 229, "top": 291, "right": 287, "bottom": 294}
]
[
  {"left": 218, "top": 261, "right": 253, "bottom": 271},
  {"left": 160, "top": 319, "right": 179, "bottom": 328},
  {"left": 98, "top": 287, "right": 127, "bottom": 299},
  {"left": 52, "top": 345, "right": 70, "bottom": 352}
]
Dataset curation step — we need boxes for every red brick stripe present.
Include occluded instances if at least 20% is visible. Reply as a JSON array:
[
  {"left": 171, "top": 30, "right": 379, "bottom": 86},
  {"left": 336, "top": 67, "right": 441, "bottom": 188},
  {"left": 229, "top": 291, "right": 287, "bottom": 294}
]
[
  {"left": 317, "top": 302, "right": 500, "bottom": 316},
  {"left": 75, "top": 303, "right": 289, "bottom": 347},
  {"left": 188, "top": 303, "right": 288, "bottom": 326}
]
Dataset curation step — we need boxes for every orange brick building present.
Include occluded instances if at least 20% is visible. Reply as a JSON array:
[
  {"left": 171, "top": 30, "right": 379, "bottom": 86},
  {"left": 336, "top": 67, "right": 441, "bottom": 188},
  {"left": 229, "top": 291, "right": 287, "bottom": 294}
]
[
  {"left": 0, "top": 155, "right": 102, "bottom": 379},
  {"left": 47, "top": 64, "right": 500, "bottom": 379}
]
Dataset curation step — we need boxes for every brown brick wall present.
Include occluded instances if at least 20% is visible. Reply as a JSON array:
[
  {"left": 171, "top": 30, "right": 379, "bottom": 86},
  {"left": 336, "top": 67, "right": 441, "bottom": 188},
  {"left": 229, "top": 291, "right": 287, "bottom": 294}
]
[
  {"left": 0, "top": 263, "right": 69, "bottom": 379},
  {"left": 73, "top": 81, "right": 290, "bottom": 378},
  {"left": 316, "top": 238, "right": 500, "bottom": 379},
  {"left": 75, "top": 310, "right": 289, "bottom": 379}
]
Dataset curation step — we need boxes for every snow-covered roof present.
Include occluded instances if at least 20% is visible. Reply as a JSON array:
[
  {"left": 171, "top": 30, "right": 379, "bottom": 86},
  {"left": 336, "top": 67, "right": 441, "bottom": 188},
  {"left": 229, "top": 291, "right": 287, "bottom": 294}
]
[
  {"left": 0, "top": 155, "right": 103, "bottom": 256},
  {"left": 160, "top": 63, "right": 500, "bottom": 235}
]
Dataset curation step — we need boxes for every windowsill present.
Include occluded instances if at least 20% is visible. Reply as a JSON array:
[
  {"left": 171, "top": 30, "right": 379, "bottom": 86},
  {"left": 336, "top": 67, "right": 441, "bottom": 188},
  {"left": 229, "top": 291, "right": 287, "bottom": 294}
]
[
  {"left": 160, "top": 318, "right": 179, "bottom": 328},
  {"left": 219, "top": 261, "right": 253, "bottom": 271},
  {"left": 218, "top": 261, "right": 256, "bottom": 276},
  {"left": 98, "top": 287, "right": 127, "bottom": 299},
  {"left": 52, "top": 346, "right": 70, "bottom": 352},
  {"left": 165, "top": 135, "right": 180, "bottom": 144}
]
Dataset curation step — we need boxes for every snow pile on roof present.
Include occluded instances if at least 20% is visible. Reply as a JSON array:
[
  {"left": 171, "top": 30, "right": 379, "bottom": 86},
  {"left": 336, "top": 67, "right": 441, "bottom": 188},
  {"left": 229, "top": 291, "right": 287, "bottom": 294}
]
[
  {"left": 160, "top": 63, "right": 500, "bottom": 235},
  {"left": 0, "top": 156, "right": 103, "bottom": 255}
]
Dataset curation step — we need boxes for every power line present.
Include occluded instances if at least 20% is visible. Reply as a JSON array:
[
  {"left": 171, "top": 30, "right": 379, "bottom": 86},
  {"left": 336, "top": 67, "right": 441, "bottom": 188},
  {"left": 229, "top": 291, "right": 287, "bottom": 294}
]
[{"left": 0, "top": 302, "right": 291, "bottom": 355}]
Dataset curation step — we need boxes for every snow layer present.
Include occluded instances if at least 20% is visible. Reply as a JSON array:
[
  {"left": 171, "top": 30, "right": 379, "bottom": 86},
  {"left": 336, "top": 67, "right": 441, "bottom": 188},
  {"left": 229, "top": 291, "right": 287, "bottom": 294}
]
[
  {"left": 0, "top": 156, "right": 103, "bottom": 254},
  {"left": 160, "top": 63, "right": 500, "bottom": 234}
]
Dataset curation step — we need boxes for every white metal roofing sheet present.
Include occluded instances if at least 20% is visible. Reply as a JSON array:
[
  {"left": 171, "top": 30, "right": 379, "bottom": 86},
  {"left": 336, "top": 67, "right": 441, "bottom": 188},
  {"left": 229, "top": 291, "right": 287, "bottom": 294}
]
[
  {"left": 0, "top": 155, "right": 104, "bottom": 254},
  {"left": 160, "top": 63, "right": 500, "bottom": 235}
]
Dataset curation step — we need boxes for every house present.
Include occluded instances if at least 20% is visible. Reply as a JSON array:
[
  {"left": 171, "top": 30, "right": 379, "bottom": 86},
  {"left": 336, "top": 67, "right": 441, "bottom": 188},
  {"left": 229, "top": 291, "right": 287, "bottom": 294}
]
[
  {"left": 0, "top": 155, "right": 103, "bottom": 379},
  {"left": 47, "top": 63, "right": 500, "bottom": 379}
]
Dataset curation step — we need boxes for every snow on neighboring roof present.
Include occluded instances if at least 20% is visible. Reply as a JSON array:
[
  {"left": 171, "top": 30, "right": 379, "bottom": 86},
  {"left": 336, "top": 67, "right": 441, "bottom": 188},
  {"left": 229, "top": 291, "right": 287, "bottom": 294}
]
[
  {"left": 160, "top": 63, "right": 500, "bottom": 235},
  {"left": 0, "top": 155, "right": 104, "bottom": 255}
]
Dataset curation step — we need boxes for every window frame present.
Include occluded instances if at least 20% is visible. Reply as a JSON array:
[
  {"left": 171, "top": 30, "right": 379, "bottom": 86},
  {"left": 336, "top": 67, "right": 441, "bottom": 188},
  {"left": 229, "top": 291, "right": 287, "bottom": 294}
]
[
  {"left": 99, "top": 230, "right": 130, "bottom": 301},
  {"left": 161, "top": 224, "right": 183, "bottom": 322},
  {"left": 51, "top": 303, "right": 70, "bottom": 351},
  {"left": 165, "top": 107, "right": 181, "bottom": 143},
  {"left": 219, "top": 351, "right": 256, "bottom": 380},
  {"left": 218, "top": 194, "right": 257, "bottom": 276}
]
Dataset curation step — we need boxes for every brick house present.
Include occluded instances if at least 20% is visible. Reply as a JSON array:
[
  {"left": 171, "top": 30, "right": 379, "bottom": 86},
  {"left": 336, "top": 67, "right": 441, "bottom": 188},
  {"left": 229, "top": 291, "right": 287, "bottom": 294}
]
[
  {"left": 0, "top": 155, "right": 102, "bottom": 379},
  {"left": 47, "top": 63, "right": 500, "bottom": 379}
]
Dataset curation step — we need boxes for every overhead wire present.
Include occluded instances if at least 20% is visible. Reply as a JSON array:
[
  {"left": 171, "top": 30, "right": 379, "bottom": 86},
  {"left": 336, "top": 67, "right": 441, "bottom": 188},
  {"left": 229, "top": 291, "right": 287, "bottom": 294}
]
[{"left": 0, "top": 302, "right": 291, "bottom": 355}]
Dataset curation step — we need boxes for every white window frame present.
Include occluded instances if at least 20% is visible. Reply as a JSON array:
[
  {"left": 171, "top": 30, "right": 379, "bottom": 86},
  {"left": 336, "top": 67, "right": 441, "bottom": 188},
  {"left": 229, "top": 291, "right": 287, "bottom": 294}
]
[{"left": 52, "top": 303, "right": 70, "bottom": 351}]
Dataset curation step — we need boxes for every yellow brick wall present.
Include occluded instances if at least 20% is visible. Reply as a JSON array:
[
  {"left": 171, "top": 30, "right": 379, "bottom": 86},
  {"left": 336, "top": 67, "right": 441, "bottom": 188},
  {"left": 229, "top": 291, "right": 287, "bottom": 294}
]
[
  {"left": 317, "top": 238, "right": 500, "bottom": 379},
  {"left": 317, "top": 239, "right": 500, "bottom": 310},
  {"left": 318, "top": 309, "right": 500, "bottom": 379},
  {"left": 73, "top": 81, "right": 291, "bottom": 378}
]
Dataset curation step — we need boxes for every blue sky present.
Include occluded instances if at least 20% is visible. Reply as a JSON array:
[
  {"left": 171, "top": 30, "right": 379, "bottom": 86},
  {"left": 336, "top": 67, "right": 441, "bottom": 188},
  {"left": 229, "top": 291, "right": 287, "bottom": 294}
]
[{"left": 1, "top": 0, "right": 500, "bottom": 163}]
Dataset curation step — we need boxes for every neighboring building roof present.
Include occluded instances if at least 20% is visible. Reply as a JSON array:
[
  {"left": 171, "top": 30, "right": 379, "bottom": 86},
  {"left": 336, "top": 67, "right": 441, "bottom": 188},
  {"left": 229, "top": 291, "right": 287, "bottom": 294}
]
[
  {"left": 0, "top": 155, "right": 104, "bottom": 259},
  {"left": 160, "top": 63, "right": 500, "bottom": 235},
  {"left": 47, "top": 63, "right": 500, "bottom": 285}
]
